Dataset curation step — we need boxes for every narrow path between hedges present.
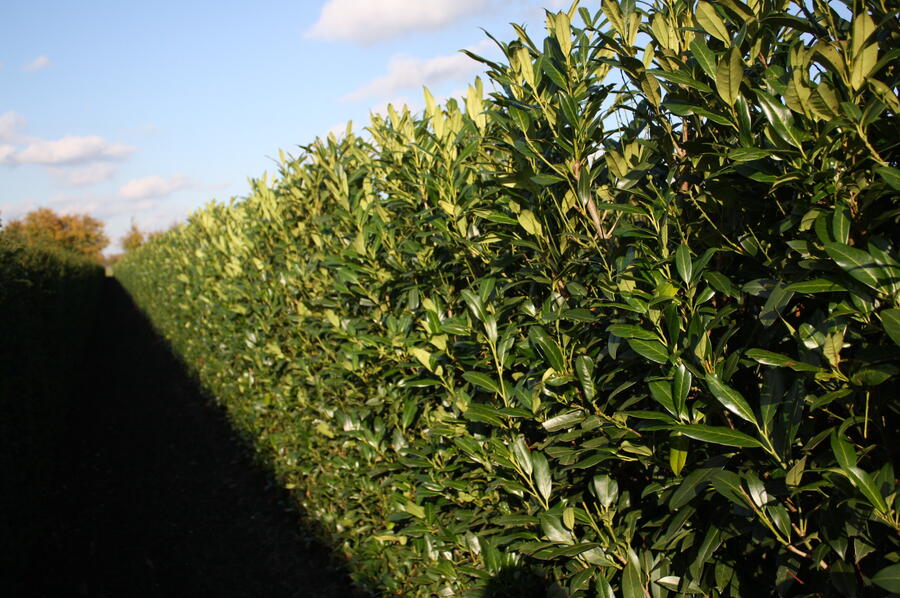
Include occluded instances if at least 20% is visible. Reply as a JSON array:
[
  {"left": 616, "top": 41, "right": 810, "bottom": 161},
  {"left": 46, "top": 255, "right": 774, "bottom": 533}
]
[{"left": 28, "top": 278, "right": 364, "bottom": 597}]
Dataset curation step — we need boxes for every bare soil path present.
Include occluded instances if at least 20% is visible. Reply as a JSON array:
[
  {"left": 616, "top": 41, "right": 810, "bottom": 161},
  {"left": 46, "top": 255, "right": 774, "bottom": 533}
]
[{"left": 22, "top": 278, "right": 362, "bottom": 597}]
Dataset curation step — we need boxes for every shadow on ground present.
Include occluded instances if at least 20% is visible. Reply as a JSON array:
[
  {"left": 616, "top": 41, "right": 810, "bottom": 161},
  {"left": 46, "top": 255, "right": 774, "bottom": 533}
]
[{"left": 19, "top": 278, "right": 364, "bottom": 597}]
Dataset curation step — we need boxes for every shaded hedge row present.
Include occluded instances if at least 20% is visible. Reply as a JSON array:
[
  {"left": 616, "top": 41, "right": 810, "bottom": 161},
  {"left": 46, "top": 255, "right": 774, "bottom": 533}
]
[
  {"left": 0, "top": 234, "right": 103, "bottom": 588},
  {"left": 116, "top": 1, "right": 898, "bottom": 595}
]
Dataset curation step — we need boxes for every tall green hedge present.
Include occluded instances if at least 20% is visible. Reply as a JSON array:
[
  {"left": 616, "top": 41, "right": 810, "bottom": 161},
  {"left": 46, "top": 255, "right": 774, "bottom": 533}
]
[
  {"left": 115, "top": 1, "right": 899, "bottom": 595},
  {"left": 0, "top": 234, "right": 103, "bottom": 587}
]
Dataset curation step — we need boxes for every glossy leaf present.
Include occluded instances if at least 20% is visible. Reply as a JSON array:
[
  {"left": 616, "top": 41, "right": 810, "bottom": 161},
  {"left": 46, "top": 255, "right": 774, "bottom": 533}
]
[
  {"left": 627, "top": 338, "right": 669, "bottom": 364},
  {"left": 824, "top": 242, "right": 881, "bottom": 290},
  {"left": 676, "top": 244, "right": 692, "bottom": 285},
  {"left": 462, "top": 371, "right": 501, "bottom": 394},
  {"left": 674, "top": 424, "right": 763, "bottom": 448},
  {"left": 705, "top": 374, "right": 757, "bottom": 425},
  {"left": 533, "top": 451, "right": 552, "bottom": 503},
  {"left": 696, "top": 1, "right": 730, "bottom": 43},
  {"left": 872, "top": 563, "right": 900, "bottom": 593},
  {"left": 715, "top": 46, "right": 743, "bottom": 106},
  {"left": 529, "top": 326, "right": 565, "bottom": 372},
  {"left": 745, "top": 349, "right": 820, "bottom": 372},
  {"left": 881, "top": 309, "right": 900, "bottom": 346}
]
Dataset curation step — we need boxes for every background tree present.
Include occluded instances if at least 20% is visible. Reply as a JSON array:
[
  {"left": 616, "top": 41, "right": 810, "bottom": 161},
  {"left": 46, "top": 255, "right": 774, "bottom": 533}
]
[
  {"left": 120, "top": 221, "right": 146, "bottom": 253},
  {"left": 4, "top": 208, "right": 109, "bottom": 261}
]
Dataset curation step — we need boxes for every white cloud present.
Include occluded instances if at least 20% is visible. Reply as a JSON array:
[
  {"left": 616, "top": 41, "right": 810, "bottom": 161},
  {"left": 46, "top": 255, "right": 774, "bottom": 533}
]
[
  {"left": 12, "top": 135, "right": 134, "bottom": 166},
  {"left": 0, "top": 110, "right": 27, "bottom": 143},
  {"left": 0, "top": 145, "right": 16, "bottom": 163},
  {"left": 23, "top": 56, "right": 51, "bottom": 72},
  {"left": 50, "top": 164, "right": 118, "bottom": 187},
  {"left": 343, "top": 49, "right": 485, "bottom": 102},
  {"left": 119, "top": 174, "right": 191, "bottom": 200},
  {"left": 306, "top": 0, "right": 491, "bottom": 43}
]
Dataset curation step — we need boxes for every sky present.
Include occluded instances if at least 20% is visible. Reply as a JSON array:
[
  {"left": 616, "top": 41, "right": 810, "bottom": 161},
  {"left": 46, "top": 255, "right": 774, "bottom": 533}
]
[{"left": 0, "top": 0, "right": 570, "bottom": 254}]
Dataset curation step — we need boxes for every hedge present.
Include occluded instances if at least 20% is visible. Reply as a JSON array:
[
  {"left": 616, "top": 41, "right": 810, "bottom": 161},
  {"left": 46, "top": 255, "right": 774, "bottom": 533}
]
[
  {"left": 0, "top": 234, "right": 104, "bottom": 588},
  {"left": 115, "top": 1, "right": 899, "bottom": 595}
]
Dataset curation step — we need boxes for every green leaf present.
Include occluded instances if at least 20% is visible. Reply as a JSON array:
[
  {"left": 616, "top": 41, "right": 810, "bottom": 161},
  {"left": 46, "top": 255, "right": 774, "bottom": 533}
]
[
  {"left": 755, "top": 89, "right": 804, "bottom": 148},
  {"left": 530, "top": 174, "right": 565, "bottom": 186},
  {"left": 540, "top": 513, "right": 573, "bottom": 544},
  {"left": 872, "top": 563, "right": 900, "bottom": 593},
  {"left": 759, "top": 282, "right": 794, "bottom": 328},
  {"left": 512, "top": 435, "right": 533, "bottom": 475},
  {"left": 518, "top": 209, "right": 544, "bottom": 239},
  {"left": 850, "top": 12, "right": 878, "bottom": 90},
  {"left": 696, "top": 1, "right": 730, "bottom": 43},
  {"left": 830, "top": 430, "right": 857, "bottom": 470},
  {"left": 462, "top": 371, "right": 501, "bottom": 394},
  {"left": 670, "top": 458, "right": 725, "bottom": 508},
  {"left": 649, "top": 68, "right": 713, "bottom": 92},
  {"left": 728, "top": 147, "right": 774, "bottom": 162},
  {"left": 622, "top": 558, "right": 644, "bottom": 598},
  {"left": 881, "top": 309, "right": 900, "bottom": 346},
  {"left": 824, "top": 242, "right": 882, "bottom": 290},
  {"left": 673, "top": 363, "right": 691, "bottom": 418},
  {"left": 669, "top": 432, "right": 688, "bottom": 476},
  {"left": 663, "top": 100, "right": 732, "bottom": 125},
  {"left": 715, "top": 46, "right": 743, "bottom": 106},
  {"left": 851, "top": 364, "right": 899, "bottom": 387},
  {"left": 704, "top": 271, "right": 738, "bottom": 297},
  {"left": 464, "top": 403, "right": 504, "bottom": 426},
  {"left": 542, "top": 409, "right": 586, "bottom": 432},
  {"left": 710, "top": 469, "right": 747, "bottom": 507},
  {"left": 460, "top": 288, "right": 486, "bottom": 322},
  {"left": 674, "top": 424, "right": 762, "bottom": 448},
  {"left": 876, "top": 166, "right": 900, "bottom": 190},
  {"left": 533, "top": 451, "right": 552, "bottom": 503},
  {"left": 832, "top": 203, "right": 851, "bottom": 245},
  {"left": 690, "top": 38, "right": 718, "bottom": 80},
  {"left": 627, "top": 338, "right": 669, "bottom": 364},
  {"left": 575, "top": 355, "right": 596, "bottom": 399},
  {"left": 529, "top": 326, "right": 565, "bottom": 371},
  {"left": 409, "top": 347, "right": 434, "bottom": 371},
  {"left": 705, "top": 374, "right": 757, "bottom": 425},
  {"left": 592, "top": 474, "right": 618, "bottom": 509},
  {"left": 404, "top": 501, "right": 425, "bottom": 519},
  {"left": 595, "top": 577, "right": 615, "bottom": 598},
  {"left": 845, "top": 465, "right": 889, "bottom": 512},
  {"left": 676, "top": 244, "right": 692, "bottom": 285},
  {"left": 649, "top": 379, "right": 676, "bottom": 415},
  {"left": 768, "top": 504, "right": 791, "bottom": 539},
  {"left": 745, "top": 349, "right": 821, "bottom": 372},
  {"left": 785, "top": 279, "right": 845, "bottom": 293},
  {"left": 608, "top": 324, "right": 659, "bottom": 340}
]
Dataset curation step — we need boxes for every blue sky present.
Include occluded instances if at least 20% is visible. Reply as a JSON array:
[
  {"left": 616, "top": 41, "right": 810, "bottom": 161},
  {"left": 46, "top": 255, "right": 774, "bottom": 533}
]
[{"left": 1, "top": 0, "right": 564, "bottom": 252}]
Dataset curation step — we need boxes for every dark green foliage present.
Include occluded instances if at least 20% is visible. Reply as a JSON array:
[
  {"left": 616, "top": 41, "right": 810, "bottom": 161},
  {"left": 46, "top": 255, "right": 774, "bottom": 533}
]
[
  {"left": 115, "top": 1, "right": 898, "bottom": 595},
  {"left": 0, "top": 233, "right": 103, "bottom": 585}
]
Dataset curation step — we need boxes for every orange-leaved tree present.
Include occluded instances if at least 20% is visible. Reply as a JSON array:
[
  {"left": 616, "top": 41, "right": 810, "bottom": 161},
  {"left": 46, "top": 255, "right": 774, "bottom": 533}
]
[
  {"left": 120, "top": 221, "right": 145, "bottom": 253},
  {"left": 4, "top": 208, "right": 108, "bottom": 261}
]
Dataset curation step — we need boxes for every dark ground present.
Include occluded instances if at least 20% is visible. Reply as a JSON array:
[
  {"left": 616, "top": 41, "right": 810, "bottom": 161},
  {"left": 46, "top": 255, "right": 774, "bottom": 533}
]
[{"left": 15, "top": 278, "right": 363, "bottom": 597}]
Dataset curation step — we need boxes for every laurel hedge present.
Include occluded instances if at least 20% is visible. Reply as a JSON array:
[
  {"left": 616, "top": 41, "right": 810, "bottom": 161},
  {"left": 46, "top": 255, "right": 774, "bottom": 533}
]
[
  {"left": 115, "top": 1, "right": 899, "bottom": 595},
  {"left": 0, "top": 234, "right": 103, "bottom": 587}
]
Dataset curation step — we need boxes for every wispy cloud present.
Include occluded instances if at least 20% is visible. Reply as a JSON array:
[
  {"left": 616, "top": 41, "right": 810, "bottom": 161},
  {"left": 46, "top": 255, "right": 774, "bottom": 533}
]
[
  {"left": 343, "top": 47, "right": 485, "bottom": 102},
  {"left": 306, "top": 0, "right": 491, "bottom": 44},
  {"left": 50, "top": 164, "right": 118, "bottom": 187},
  {"left": 0, "top": 110, "right": 27, "bottom": 143},
  {"left": 119, "top": 174, "right": 191, "bottom": 200},
  {"left": 0, "top": 145, "right": 16, "bottom": 163},
  {"left": 8, "top": 136, "right": 134, "bottom": 166},
  {"left": 22, "top": 56, "right": 51, "bottom": 72}
]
